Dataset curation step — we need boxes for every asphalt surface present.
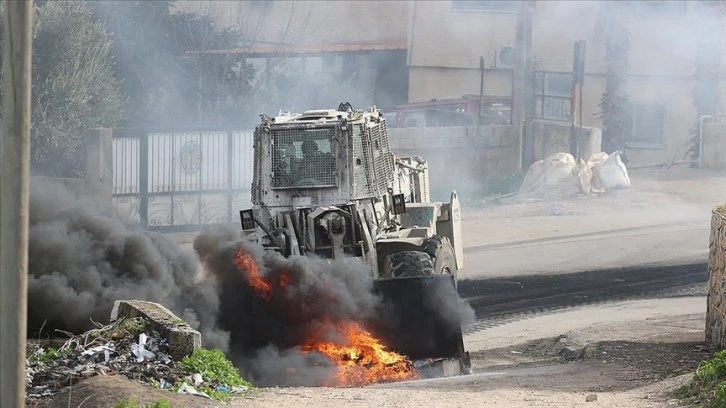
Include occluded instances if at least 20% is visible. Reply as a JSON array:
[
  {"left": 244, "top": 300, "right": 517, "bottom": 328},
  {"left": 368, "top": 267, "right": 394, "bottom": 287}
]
[{"left": 457, "top": 262, "right": 708, "bottom": 325}]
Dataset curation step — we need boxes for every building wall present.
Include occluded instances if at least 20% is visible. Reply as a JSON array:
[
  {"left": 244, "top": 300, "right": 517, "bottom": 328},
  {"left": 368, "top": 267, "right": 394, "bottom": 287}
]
[
  {"left": 702, "top": 118, "right": 726, "bottom": 170},
  {"left": 174, "top": 0, "right": 726, "bottom": 166},
  {"left": 407, "top": 0, "right": 517, "bottom": 101},
  {"left": 172, "top": 0, "right": 411, "bottom": 112},
  {"left": 408, "top": 0, "right": 726, "bottom": 165},
  {"left": 172, "top": 0, "right": 410, "bottom": 44}
]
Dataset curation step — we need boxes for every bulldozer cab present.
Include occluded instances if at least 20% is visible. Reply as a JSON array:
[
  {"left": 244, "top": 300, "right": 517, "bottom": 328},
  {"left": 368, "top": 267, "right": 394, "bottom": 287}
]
[{"left": 271, "top": 128, "right": 337, "bottom": 189}]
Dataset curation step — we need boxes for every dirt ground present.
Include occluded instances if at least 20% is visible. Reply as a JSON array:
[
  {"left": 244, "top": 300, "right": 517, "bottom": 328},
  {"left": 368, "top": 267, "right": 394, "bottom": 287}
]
[
  {"left": 45, "top": 295, "right": 712, "bottom": 408},
  {"left": 45, "top": 167, "right": 726, "bottom": 407}
]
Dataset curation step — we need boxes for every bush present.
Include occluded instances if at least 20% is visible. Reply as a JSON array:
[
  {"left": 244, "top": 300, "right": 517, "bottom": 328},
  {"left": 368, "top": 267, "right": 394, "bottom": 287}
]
[
  {"left": 178, "top": 348, "right": 253, "bottom": 401},
  {"left": 674, "top": 350, "right": 726, "bottom": 407}
]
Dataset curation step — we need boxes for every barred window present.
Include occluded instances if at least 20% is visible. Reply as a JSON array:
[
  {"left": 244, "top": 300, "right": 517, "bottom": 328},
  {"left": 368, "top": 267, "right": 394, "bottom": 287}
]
[
  {"left": 271, "top": 127, "right": 337, "bottom": 188},
  {"left": 534, "top": 71, "right": 573, "bottom": 122}
]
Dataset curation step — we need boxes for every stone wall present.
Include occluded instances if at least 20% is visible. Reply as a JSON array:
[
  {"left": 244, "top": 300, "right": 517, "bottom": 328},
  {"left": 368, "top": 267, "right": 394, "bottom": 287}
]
[{"left": 707, "top": 206, "right": 726, "bottom": 347}]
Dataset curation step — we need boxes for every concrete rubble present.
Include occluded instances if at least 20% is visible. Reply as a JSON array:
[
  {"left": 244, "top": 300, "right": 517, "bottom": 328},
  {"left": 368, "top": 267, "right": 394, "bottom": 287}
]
[
  {"left": 25, "top": 299, "right": 245, "bottom": 404},
  {"left": 110, "top": 299, "right": 202, "bottom": 360}
]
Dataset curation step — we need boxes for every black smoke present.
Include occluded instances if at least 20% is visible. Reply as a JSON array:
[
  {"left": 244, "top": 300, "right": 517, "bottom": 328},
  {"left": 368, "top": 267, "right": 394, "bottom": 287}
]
[
  {"left": 26, "top": 179, "right": 230, "bottom": 351},
  {"left": 26, "top": 178, "right": 474, "bottom": 387},
  {"left": 193, "top": 227, "right": 475, "bottom": 387}
]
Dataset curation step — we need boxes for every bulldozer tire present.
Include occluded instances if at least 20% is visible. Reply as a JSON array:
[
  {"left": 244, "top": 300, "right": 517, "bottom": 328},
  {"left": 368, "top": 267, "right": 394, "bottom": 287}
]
[
  {"left": 422, "top": 235, "right": 457, "bottom": 280},
  {"left": 383, "top": 251, "right": 435, "bottom": 278}
]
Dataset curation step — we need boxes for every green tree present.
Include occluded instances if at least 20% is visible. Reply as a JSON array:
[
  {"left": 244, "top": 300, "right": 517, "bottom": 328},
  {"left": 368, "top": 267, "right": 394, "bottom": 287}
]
[
  {"left": 0, "top": 1, "right": 124, "bottom": 177},
  {"left": 91, "top": 2, "right": 254, "bottom": 126},
  {"left": 166, "top": 11, "right": 254, "bottom": 125}
]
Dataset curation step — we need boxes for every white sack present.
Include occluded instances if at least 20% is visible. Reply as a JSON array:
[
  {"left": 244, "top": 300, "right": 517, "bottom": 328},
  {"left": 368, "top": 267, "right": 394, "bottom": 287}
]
[{"left": 590, "top": 151, "right": 631, "bottom": 190}]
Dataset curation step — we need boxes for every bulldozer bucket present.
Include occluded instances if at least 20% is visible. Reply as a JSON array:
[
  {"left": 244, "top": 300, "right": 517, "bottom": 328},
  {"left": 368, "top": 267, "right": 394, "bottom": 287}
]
[{"left": 367, "top": 274, "right": 470, "bottom": 377}]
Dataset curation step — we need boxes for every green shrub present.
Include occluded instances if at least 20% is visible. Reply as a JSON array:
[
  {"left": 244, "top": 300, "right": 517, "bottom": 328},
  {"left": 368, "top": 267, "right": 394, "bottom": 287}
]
[
  {"left": 674, "top": 350, "right": 726, "bottom": 407},
  {"left": 179, "top": 348, "right": 253, "bottom": 401},
  {"left": 115, "top": 397, "right": 173, "bottom": 408},
  {"left": 181, "top": 348, "right": 249, "bottom": 387},
  {"left": 29, "top": 347, "right": 73, "bottom": 364}
]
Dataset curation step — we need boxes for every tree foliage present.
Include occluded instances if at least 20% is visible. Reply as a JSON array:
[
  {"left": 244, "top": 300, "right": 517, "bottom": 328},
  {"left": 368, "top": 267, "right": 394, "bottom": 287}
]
[
  {"left": 91, "top": 1, "right": 253, "bottom": 127},
  {"left": 1, "top": 0, "right": 124, "bottom": 177},
  {"left": 596, "top": 1, "right": 632, "bottom": 161},
  {"left": 166, "top": 11, "right": 254, "bottom": 125},
  {"left": 89, "top": 0, "right": 175, "bottom": 127}
]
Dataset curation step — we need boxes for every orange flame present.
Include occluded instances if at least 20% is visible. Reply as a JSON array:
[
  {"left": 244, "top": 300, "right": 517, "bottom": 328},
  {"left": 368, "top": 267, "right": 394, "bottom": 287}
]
[
  {"left": 233, "top": 246, "right": 419, "bottom": 386},
  {"left": 302, "top": 321, "right": 420, "bottom": 386},
  {"left": 234, "top": 247, "right": 272, "bottom": 300}
]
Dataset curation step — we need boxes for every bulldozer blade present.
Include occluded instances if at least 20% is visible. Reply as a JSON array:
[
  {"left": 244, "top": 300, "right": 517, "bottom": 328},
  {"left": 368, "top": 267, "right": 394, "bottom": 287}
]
[{"left": 367, "top": 274, "right": 470, "bottom": 376}]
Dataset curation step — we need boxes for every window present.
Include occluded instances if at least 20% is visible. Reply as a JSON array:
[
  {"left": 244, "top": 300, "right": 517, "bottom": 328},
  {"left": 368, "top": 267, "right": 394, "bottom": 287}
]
[
  {"left": 631, "top": 1, "right": 687, "bottom": 15},
  {"left": 451, "top": 0, "right": 519, "bottom": 12},
  {"left": 630, "top": 103, "right": 665, "bottom": 145},
  {"left": 534, "top": 72, "right": 573, "bottom": 122},
  {"left": 271, "top": 127, "right": 337, "bottom": 188}
]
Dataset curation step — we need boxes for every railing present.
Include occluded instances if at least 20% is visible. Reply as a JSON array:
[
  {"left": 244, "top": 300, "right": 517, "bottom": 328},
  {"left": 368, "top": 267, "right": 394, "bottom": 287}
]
[{"left": 111, "top": 127, "right": 254, "bottom": 231}]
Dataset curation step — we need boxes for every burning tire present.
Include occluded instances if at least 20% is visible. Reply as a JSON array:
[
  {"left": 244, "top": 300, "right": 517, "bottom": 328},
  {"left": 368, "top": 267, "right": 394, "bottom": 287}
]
[
  {"left": 422, "top": 235, "right": 457, "bottom": 282},
  {"left": 383, "top": 251, "right": 435, "bottom": 278}
]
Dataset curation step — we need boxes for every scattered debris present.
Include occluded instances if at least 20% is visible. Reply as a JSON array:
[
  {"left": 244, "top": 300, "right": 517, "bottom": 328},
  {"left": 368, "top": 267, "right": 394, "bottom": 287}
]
[
  {"left": 25, "top": 317, "right": 250, "bottom": 405},
  {"left": 586, "top": 393, "right": 599, "bottom": 402}
]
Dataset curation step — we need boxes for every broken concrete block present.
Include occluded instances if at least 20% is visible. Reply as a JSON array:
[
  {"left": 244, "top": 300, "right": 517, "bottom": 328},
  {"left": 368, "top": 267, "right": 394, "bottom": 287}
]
[{"left": 110, "top": 300, "right": 201, "bottom": 360}]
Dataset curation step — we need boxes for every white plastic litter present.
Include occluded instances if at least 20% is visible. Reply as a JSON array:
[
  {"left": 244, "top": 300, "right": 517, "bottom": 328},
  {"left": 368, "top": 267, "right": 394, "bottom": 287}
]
[
  {"left": 131, "top": 333, "right": 156, "bottom": 362},
  {"left": 177, "top": 382, "right": 213, "bottom": 399},
  {"left": 192, "top": 373, "right": 204, "bottom": 385}
]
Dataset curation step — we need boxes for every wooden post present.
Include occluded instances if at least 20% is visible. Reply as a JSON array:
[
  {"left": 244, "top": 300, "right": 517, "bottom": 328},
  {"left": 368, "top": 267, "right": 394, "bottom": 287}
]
[{"left": 0, "top": 1, "right": 34, "bottom": 407}]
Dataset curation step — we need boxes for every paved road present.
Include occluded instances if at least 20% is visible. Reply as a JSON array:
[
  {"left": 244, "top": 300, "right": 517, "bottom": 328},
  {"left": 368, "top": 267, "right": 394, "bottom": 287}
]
[{"left": 457, "top": 168, "right": 725, "bottom": 279}]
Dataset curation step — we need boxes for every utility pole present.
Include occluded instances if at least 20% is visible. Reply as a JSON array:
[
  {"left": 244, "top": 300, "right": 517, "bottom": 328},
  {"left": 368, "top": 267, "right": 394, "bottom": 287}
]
[
  {"left": 511, "top": 0, "right": 535, "bottom": 171},
  {"left": 510, "top": 3, "right": 526, "bottom": 171},
  {"left": 1, "top": 1, "right": 33, "bottom": 407},
  {"left": 522, "top": 0, "right": 535, "bottom": 169}
]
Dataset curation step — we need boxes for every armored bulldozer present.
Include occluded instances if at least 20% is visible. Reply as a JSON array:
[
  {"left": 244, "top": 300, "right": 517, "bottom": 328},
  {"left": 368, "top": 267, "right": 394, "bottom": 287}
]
[{"left": 239, "top": 103, "right": 469, "bottom": 375}]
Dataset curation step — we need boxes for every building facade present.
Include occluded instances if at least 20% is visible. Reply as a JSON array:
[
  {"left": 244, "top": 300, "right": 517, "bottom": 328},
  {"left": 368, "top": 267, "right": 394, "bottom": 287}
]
[{"left": 174, "top": 0, "right": 726, "bottom": 165}]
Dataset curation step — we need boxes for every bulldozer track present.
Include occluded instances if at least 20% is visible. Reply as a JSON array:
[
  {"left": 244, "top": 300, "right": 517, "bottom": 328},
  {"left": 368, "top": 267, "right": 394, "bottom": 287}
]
[{"left": 458, "top": 262, "right": 708, "bottom": 335}]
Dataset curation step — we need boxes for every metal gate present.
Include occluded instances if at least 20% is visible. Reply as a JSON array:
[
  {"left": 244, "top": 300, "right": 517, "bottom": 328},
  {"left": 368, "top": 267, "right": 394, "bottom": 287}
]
[{"left": 111, "top": 128, "right": 254, "bottom": 231}]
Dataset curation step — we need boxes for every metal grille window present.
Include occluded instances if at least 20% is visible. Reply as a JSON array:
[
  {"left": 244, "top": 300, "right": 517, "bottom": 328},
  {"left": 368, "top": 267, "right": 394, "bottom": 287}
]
[
  {"left": 534, "top": 71, "right": 573, "bottom": 122},
  {"left": 630, "top": 103, "right": 665, "bottom": 145},
  {"left": 371, "top": 120, "right": 394, "bottom": 193},
  {"left": 271, "top": 127, "right": 337, "bottom": 188}
]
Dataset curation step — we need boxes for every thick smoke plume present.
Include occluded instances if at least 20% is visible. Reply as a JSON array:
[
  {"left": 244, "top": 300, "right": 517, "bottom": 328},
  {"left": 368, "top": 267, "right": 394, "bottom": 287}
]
[
  {"left": 27, "top": 179, "right": 230, "bottom": 351},
  {"left": 193, "top": 227, "right": 475, "bottom": 387},
  {"left": 27, "top": 179, "right": 474, "bottom": 387},
  {"left": 193, "top": 227, "right": 382, "bottom": 386}
]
